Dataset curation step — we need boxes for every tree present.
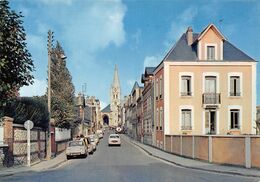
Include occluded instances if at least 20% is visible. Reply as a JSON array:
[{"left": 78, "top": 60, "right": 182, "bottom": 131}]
[
  {"left": 3, "top": 97, "right": 49, "bottom": 129},
  {"left": 49, "top": 41, "right": 77, "bottom": 129},
  {"left": 0, "top": 0, "right": 34, "bottom": 107}
]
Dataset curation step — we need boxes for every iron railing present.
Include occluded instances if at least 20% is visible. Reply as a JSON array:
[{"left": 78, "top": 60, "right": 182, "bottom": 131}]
[{"left": 202, "top": 93, "right": 221, "bottom": 104}]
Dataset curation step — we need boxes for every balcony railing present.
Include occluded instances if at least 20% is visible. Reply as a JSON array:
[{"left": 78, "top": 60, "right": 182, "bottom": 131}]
[
  {"left": 202, "top": 93, "right": 221, "bottom": 105},
  {"left": 181, "top": 92, "right": 192, "bottom": 96},
  {"left": 230, "top": 92, "right": 241, "bottom": 96},
  {"left": 181, "top": 126, "right": 192, "bottom": 130}
]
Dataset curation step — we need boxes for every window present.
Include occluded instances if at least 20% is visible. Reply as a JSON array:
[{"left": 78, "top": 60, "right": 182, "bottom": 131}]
[
  {"left": 181, "top": 109, "right": 192, "bottom": 130},
  {"left": 156, "top": 78, "right": 159, "bottom": 100},
  {"left": 230, "top": 109, "right": 240, "bottom": 129},
  {"left": 207, "top": 46, "right": 215, "bottom": 60},
  {"left": 160, "top": 107, "right": 163, "bottom": 130},
  {"left": 156, "top": 108, "right": 159, "bottom": 130},
  {"left": 181, "top": 76, "right": 191, "bottom": 96},
  {"left": 159, "top": 76, "right": 163, "bottom": 98},
  {"left": 230, "top": 76, "right": 240, "bottom": 96}
]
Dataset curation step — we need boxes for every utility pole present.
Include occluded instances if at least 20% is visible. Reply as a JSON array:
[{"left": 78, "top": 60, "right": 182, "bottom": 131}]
[{"left": 47, "top": 30, "right": 54, "bottom": 160}]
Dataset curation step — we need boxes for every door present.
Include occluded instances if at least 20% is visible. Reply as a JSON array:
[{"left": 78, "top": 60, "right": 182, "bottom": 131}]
[{"left": 205, "top": 110, "right": 216, "bottom": 134}]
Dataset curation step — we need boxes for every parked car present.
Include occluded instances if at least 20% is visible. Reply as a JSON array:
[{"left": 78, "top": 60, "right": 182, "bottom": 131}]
[
  {"left": 108, "top": 134, "right": 121, "bottom": 146},
  {"left": 96, "top": 130, "right": 103, "bottom": 139},
  {"left": 83, "top": 137, "right": 94, "bottom": 154},
  {"left": 66, "top": 140, "right": 88, "bottom": 160},
  {"left": 93, "top": 134, "right": 100, "bottom": 144},
  {"left": 89, "top": 137, "right": 97, "bottom": 151},
  {"left": 89, "top": 135, "right": 99, "bottom": 146}
]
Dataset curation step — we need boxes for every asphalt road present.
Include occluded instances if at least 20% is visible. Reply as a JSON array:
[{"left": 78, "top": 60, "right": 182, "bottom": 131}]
[{"left": 2, "top": 131, "right": 260, "bottom": 182}]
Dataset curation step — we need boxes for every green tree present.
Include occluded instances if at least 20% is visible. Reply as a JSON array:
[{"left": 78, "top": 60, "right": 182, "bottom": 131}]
[
  {"left": 0, "top": 0, "right": 34, "bottom": 108},
  {"left": 3, "top": 97, "right": 49, "bottom": 129},
  {"left": 49, "top": 41, "right": 77, "bottom": 129}
]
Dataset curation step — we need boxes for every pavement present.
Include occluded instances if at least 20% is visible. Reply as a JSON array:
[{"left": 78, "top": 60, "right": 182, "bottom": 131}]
[
  {"left": 122, "top": 134, "right": 260, "bottom": 178},
  {"left": 0, "top": 151, "right": 67, "bottom": 177}
]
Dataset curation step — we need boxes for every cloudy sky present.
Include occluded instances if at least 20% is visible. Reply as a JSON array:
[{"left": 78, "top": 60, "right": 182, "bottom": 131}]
[{"left": 10, "top": 0, "right": 260, "bottom": 108}]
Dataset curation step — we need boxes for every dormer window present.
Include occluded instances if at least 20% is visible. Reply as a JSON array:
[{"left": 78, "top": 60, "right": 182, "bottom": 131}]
[{"left": 207, "top": 45, "right": 215, "bottom": 60}]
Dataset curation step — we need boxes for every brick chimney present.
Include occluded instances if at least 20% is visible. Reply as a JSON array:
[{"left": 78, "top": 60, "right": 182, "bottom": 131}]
[{"left": 186, "top": 26, "right": 193, "bottom": 46}]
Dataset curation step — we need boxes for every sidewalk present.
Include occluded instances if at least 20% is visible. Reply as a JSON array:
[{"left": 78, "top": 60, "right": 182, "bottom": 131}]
[
  {"left": 122, "top": 135, "right": 260, "bottom": 178},
  {"left": 0, "top": 151, "right": 67, "bottom": 177}
]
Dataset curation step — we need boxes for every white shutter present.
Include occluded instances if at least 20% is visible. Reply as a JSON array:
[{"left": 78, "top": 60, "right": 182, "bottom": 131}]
[
  {"left": 230, "top": 77, "right": 235, "bottom": 94},
  {"left": 236, "top": 77, "right": 240, "bottom": 93}
]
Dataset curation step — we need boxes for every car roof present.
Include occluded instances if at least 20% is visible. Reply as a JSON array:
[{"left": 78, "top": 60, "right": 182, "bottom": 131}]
[{"left": 109, "top": 134, "right": 119, "bottom": 136}]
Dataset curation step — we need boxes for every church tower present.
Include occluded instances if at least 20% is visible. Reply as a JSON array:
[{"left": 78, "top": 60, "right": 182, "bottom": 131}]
[{"left": 110, "top": 65, "right": 121, "bottom": 126}]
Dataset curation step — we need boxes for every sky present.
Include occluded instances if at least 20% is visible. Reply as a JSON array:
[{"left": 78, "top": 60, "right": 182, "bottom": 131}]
[{"left": 9, "top": 0, "right": 260, "bottom": 109}]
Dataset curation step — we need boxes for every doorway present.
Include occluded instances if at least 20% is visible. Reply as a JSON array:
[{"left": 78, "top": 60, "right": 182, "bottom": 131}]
[
  {"left": 205, "top": 110, "right": 216, "bottom": 134},
  {"left": 103, "top": 115, "right": 109, "bottom": 126}
]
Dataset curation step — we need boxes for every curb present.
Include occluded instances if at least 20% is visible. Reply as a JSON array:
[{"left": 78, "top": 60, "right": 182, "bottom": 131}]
[{"left": 124, "top": 135, "right": 260, "bottom": 178}]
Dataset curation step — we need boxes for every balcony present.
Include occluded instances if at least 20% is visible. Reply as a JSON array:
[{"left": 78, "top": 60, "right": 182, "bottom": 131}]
[
  {"left": 181, "top": 92, "right": 192, "bottom": 96},
  {"left": 202, "top": 93, "right": 221, "bottom": 106},
  {"left": 181, "top": 126, "right": 192, "bottom": 130}
]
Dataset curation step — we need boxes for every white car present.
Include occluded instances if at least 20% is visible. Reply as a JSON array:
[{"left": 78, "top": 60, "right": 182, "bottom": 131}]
[
  {"left": 66, "top": 140, "right": 88, "bottom": 159},
  {"left": 89, "top": 134, "right": 99, "bottom": 146},
  {"left": 108, "top": 134, "right": 121, "bottom": 146},
  {"left": 96, "top": 130, "right": 103, "bottom": 139},
  {"left": 89, "top": 137, "right": 96, "bottom": 151}
]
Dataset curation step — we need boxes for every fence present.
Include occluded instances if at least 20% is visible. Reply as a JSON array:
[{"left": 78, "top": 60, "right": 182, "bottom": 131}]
[
  {"left": 165, "top": 135, "right": 260, "bottom": 169},
  {"left": 1, "top": 117, "right": 73, "bottom": 166},
  {"left": 13, "top": 124, "right": 46, "bottom": 165}
]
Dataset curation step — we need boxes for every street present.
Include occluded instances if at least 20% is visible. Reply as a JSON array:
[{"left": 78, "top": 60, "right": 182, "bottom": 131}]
[{"left": 2, "top": 132, "right": 260, "bottom": 182}]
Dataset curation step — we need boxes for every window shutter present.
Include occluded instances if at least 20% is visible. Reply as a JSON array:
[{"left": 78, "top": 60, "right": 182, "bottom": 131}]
[
  {"left": 181, "top": 78, "right": 186, "bottom": 93},
  {"left": 230, "top": 77, "right": 235, "bottom": 94},
  {"left": 236, "top": 77, "right": 240, "bottom": 93}
]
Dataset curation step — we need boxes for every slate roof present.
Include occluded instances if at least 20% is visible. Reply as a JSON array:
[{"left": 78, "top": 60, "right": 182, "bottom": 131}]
[
  {"left": 101, "top": 104, "right": 111, "bottom": 113},
  {"left": 131, "top": 81, "right": 140, "bottom": 94},
  {"left": 164, "top": 29, "right": 255, "bottom": 62},
  {"left": 145, "top": 67, "right": 156, "bottom": 75}
]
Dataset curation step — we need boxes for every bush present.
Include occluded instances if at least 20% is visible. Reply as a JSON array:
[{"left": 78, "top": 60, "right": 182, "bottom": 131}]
[{"left": 2, "top": 96, "right": 49, "bottom": 129}]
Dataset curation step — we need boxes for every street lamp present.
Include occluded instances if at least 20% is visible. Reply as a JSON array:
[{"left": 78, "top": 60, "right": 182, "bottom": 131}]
[{"left": 46, "top": 30, "right": 66, "bottom": 159}]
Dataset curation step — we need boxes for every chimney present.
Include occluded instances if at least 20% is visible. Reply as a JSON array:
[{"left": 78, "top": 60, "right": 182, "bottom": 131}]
[{"left": 186, "top": 26, "right": 193, "bottom": 46}]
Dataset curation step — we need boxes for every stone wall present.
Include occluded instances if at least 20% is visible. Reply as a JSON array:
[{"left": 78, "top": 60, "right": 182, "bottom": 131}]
[
  {"left": 2, "top": 117, "right": 46, "bottom": 166},
  {"left": 12, "top": 125, "right": 46, "bottom": 165}
]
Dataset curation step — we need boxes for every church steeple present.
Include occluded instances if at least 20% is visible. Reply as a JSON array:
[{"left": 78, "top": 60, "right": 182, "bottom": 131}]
[
  {"left": 112, "top": 65, "right": 120, "bottom": 88},
  {"left": 110, "top": 65, "right": 121, "bottom": 126}
]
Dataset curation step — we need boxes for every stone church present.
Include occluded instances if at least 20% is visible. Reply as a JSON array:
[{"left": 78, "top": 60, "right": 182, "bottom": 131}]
[{"left": 101, "top": 65, "right": 121, "bottom": 127}]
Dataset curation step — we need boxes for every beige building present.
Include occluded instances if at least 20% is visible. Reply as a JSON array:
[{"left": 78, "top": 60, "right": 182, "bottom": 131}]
[{"left": 153, "top": 24, "right": 256, "bottom": 140}]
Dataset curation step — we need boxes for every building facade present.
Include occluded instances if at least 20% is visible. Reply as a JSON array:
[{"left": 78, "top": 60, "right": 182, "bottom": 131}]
[
  {"left": 141, "top": 67, "right": 155, "bottom": 146},
  {"left": 159, "top": 24, "right": 256, "bottom": 139}
]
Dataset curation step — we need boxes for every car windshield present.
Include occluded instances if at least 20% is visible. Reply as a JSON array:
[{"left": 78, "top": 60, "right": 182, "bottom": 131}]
[
  {"left": 69, "top": 141, "right": 84, "bottom": 147},
  {"left": 110, "top": 135, "right": 119, "bottom": 138}
]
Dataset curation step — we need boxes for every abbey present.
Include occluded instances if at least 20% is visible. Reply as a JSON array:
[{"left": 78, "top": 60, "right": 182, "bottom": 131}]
[{"left": 101, "top": 65, "right": 121, "bottom": 127}]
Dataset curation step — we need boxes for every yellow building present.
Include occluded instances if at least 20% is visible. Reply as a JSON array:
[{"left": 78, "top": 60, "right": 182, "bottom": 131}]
[{"left": 154, "top": 24, "right": 256, "bottom": 142}]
